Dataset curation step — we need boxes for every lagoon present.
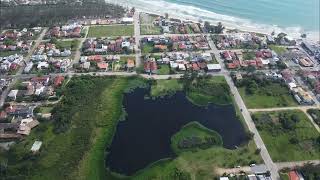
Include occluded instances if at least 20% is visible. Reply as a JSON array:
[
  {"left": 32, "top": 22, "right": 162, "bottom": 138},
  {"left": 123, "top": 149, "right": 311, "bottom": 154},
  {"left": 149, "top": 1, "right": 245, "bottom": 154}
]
[{"left": 106, "top": 88, "right": 247, "bottom": 175}]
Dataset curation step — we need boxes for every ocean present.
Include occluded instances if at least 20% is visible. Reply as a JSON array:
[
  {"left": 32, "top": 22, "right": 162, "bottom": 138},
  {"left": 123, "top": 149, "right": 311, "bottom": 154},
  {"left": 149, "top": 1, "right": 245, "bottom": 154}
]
[{"left": 106, "top": 0, "right": 320, "bottom": 40}]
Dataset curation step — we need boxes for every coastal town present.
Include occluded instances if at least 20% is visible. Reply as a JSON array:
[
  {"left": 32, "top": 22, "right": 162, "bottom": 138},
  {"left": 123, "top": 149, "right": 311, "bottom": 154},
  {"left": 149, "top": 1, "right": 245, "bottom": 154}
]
[{"left": 0, "top": 7, "right": 320, "bottom": 180}]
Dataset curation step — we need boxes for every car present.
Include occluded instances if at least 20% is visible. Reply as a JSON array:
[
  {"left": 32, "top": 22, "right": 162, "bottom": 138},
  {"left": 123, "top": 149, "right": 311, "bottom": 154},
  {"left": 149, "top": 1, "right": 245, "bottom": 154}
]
[{"left": 250, "top": 164, "right": 256, "bottom": 167}]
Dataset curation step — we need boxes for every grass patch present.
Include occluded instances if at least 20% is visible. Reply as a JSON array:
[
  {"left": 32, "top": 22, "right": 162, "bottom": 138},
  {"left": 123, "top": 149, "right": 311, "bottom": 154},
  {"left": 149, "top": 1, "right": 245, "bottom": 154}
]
[
  {"left": 142, "top": 43, "right": 154, "bottom": 54},
  {"left": 0, "top": 51, "right": 21, "bottom": 57},
  {"left": 141, "top": 25, "right": 162, "bottom": 35},
  {"left": 269, "top": 45, "right": 288, "bottom": 55},
  {"left": 55, "top": 39, "right": 80, "bottom": 51},
  {"left": 150, "top": 79, "right": 183, "bottom": 97},
  {"left": 171, "top": 121, "right": 223, "bottom": 154},
  {"left": 87, "top": 25, "right": 134, "bottom": 38},
  {"left": 185, "top": 75, "right": 232, "bottom": 106},
  {"left": 252, "top": 110, "right": 320, "bottom": 162},
  {"left": 242, "top": 51, "right": 256, "bottom": 60},
  {"left": 237, "top": 77, "right": 297, "bottom": 108},
  {"left": 157, "top": 64, "right": 170, "bottom": 75}
]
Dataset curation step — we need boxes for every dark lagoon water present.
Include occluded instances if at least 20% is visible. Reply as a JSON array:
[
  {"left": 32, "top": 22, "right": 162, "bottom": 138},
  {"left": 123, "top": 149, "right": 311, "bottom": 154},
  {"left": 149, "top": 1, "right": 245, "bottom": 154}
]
[{"left": 106, "top": 88, "right": 247, "bottom": 175}]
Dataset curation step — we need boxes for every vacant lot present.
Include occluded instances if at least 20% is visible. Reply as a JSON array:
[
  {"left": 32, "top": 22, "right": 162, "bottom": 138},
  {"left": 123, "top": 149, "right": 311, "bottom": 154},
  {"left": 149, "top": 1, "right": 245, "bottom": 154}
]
[
  {"left": 252, "top": 110, "right": 320, "bottom": 162},
  {"left": 269, "top": 45, "right": 288, "bottom": 55},
  {"left": 237, "top": 77, "right": 297, "bottom": 108},
  {"left": 55, "top": 39, "right": 80, "bottom": 51},
  {"left": 141, "top": 25, "right": 162, "bottom": 35},
  {"left": 87, "top": 25, "right": 134, "bottom": 37},
  {"left": 150, "top": 79, "right": 183, "bottom": 97}
]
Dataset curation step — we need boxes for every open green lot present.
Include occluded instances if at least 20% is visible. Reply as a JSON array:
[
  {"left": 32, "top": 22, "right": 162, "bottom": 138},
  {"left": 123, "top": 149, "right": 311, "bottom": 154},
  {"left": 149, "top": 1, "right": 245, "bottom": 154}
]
[
  {"left": 269, "top": 45, "right": 288, "bottom": 55},
  {"left": 252, "top": 110, "right": 320, "bottom": 162},
  {"left": 0, "top": 51, "right": 21, "bottom": 57},
  {"left": 55, "top": 39, "right": 80, "bottom": 51},
  {"left": 157, "top": 64, "right": 170, "bottom": 75},
  {"left": 87, "top": 25, "right": 134, "bottom": 38},
  {"left": 141, "top": 25, "right": 162, "bottom": 35},
  {"left": 237, "top": 77, "right": 298, "bottom": 108},
  {"left": 150, "top": 79, "right": 183, "bottom": 97}
]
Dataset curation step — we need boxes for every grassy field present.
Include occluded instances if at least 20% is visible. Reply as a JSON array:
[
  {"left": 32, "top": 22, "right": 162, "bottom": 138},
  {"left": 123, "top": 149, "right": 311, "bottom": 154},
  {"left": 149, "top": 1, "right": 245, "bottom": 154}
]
[
  {"left": 186, "top": 76, "right": 232, "bottom": 106},
  {"left": 150, "top": 79, "right": 183, "bottom": 97},
  {"left": 269, "top": 45, "right": 288, "bottom": 55},
  {"left": 142, "top": 43, "right": 154, "bottom": 54},
  {"left": 171, "top": 122, "right": 223, "bottom": 154},
  {"left": 141, "top": 25, "right": 162, "bottom": 35},
  {"left": 252, "top": 110, "right": 320, "bottom": 162},
  {"left": 242, "top": 51, "right": 256, "bottom": 60},
  {"left": 56, "top": 39, "right": 80, "bottom": 51},
  {"left": 238, "top": 82, "right": 297, "bottom": 108},
  {"left": 157, "top": 64, "right": 170, "bottom": 75},
  {"left": 87, "top": 25, "right": 134, "bottom": 38}
]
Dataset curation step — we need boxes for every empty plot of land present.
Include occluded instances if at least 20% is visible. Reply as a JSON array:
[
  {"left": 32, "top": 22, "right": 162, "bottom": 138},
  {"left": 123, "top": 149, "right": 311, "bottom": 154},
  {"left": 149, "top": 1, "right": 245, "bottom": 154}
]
[{"left": 87, "top": 25, "right": 134, "bottom": 38}]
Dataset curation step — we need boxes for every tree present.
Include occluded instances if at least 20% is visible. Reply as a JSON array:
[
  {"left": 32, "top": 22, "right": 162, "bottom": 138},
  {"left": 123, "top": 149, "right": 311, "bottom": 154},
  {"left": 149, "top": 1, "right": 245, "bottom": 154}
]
[
  {"left": 215, "top": 22, "right": 225, "bottom": 34},
  {"left": 165, "top": 13, "right": 169, "bottom": 19}
]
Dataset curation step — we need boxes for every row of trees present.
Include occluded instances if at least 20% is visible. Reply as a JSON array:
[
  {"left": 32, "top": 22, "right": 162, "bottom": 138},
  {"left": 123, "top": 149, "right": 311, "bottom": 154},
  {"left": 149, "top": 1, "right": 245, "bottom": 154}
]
[{"left": 0, "top": 2, "right": 125, "bottom": 29}]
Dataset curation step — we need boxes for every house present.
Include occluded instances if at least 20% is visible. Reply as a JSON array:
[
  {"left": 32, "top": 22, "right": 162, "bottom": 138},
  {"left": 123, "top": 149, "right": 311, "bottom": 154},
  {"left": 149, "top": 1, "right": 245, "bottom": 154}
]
[
  {"left": 81, "top": 62, "right": 91, "bottom": 70},
  {"left": 37, "top": 62, "right": 49, "bottom": 70},
  {"left": 127, "top": 59, "right": 135, "bottom": 69},
  {"left": 54, "top": 76, "right": 64, "bottom": 87},
  {"left": 31, "top": 141, "right": 42, "bottom": 153},
  {"left": 220, "top": 177, "right": 229, "bottom": 180},
  {"left": 207, "top": 64, "right": 221, "bottom": 72},
  {"left": 31, "top": 76, "right": 50, "bottom": 85},
  {"left": 144, "top": 59, "right": 158, "bottom": 74},
  {"left": 289, "top": 171, "right": 304, "bottom": 180},
  {"left": 8, "top": 90, "right": 19, "bottom": 100},
  {"left": 122, "top": 17, "right": 134, "bottom": 23},
  {"left": 97, "top": 62, "right": 108, "bottom": 71},
  {"left": 34, "top": 84, "right": 45, "bottom": 95},
  {"left": 5, "top": 105, "right": 34, "bottom": 118},
  {"left": 24, "top": 62, "right": 34, "bottom": 73},
  {"left": 0, "top": 111, "right": 7, "bottom": 120}
]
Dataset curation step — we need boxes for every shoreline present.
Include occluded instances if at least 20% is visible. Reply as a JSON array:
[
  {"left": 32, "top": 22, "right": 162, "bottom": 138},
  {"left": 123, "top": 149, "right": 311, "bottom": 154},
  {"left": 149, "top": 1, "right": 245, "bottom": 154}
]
[{"left": 105, "top": 0, "right": 320, "bottom": 43}]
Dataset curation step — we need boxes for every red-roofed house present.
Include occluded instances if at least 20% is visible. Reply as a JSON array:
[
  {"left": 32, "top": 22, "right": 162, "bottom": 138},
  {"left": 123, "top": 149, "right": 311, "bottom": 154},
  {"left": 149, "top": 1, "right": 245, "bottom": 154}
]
[
  {"left": 54, "top": 76, "right": 65, "bottom": 87},
  {"left": 288, "top": 171, "right": 299, "bottom": 180},
  {"left": 97, "top": 62, "right": 108, "bottom": 71}
]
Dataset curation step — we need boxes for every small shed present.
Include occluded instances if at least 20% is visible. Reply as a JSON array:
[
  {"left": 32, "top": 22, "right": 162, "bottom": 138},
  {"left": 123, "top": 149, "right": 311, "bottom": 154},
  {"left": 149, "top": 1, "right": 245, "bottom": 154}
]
[{"left": 31, "top": 141, "right": 42, "bottom": 153}]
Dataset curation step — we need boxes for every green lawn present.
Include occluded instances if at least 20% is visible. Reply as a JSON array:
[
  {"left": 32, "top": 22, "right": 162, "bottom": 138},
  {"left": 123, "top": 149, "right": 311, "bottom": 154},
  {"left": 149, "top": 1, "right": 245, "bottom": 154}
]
[
  {"left": 171, "top": 122, "right": 223, "bottom": 154},
  {"left": 56, "top": 40, "right": 80, "bottom": 51},
  {"left": 142, "top": 43, "right": 154, "bottom": 54},
  {"left": 242, "top": 51, "right": 256, "bottom": 60},
  {"left": 87, "top": 25, "right": 134, "bottom": 38},
  {"left": 157, "top": 64, "right": 170, "bottom": 75},
  {"left": 141, "top": 25, "right": 162, "bottom": 35},
  {"left": 252, "top": 110, "right": 320, "bottom": 162},
  {"left": 269, "top": 45, "right": 288, "bottom": 55},
  {"left": 238, "top": 82, "right": 298, "bottom": 108},
  {"left": 150, "top": 79, "right": 183, "bottom": 97}
]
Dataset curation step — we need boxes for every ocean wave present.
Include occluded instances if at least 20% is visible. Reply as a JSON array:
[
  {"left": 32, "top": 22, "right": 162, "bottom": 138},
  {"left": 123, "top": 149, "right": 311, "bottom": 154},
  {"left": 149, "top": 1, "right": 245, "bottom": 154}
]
[{"left": 106, "top": 0, "right": 319, "bottom": 41}]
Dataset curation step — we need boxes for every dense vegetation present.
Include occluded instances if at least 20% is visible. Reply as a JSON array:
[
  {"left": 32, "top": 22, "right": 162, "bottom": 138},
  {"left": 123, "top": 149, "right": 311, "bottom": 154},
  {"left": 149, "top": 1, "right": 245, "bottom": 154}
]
[
  {"left": 0, "top": 1, "right": 125, "bottom": 29},
  {"left": 236, "top": 75, "right": 297, "bottom": 108},
  {"left": 171, "top": 122, "right": 223, "bottom": 154},
  {"left": 298, "top": 163, "right": 320, "bottom": 180},
  {"left": 150, "top": 79, "right": 183, "bottom": 98},
  {"left": 252, "top": 110, "right": 320, "bottom": 161},
  {"left": 181, "top": 72, "right": 232, "bottom": 106},
  {"left": 0, "top": 76, "right": 133, "bottom": 180},
  {"left": 307, "top": 109, "right": 320, "bottom": 126}
]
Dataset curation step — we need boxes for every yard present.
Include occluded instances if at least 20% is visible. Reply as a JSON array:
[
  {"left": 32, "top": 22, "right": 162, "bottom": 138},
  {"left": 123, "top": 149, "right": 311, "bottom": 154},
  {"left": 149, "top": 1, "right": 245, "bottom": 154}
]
[
  {"left": 142, "top": 43, "right": 155, "bottom": 54},
  {"left": 252, "top": 110, "right": 320, "bottom": 162},
  {"left": 237, "top": 78, "right": 298, "bottom": 108},
  {"left": 242, "top": 51, "right": 256, "bottom": 60},
  {"left": 87, "top": 25, "right": 134, "bottom": 38},
  {"left": 0, "top": 51, "right": 22, "bottom": 57},
  {"left": 157, "top": 64, "right": 170, "bottom": 75}
]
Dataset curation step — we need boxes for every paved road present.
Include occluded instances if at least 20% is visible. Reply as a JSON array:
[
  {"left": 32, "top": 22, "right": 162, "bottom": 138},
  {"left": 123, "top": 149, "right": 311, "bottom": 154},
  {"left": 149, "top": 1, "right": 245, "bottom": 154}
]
[
  {"left": 70, "top": 26, "right": 89, "bottom": 70},
  {"left": 134, "top": 10, "right": 142, "bottom": 67},
  {"left": 207, "top": 35, "right": 280, "bottom": 180},
  {"left": 0, "top": 28, "right": 48, "bottom": 108}
]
